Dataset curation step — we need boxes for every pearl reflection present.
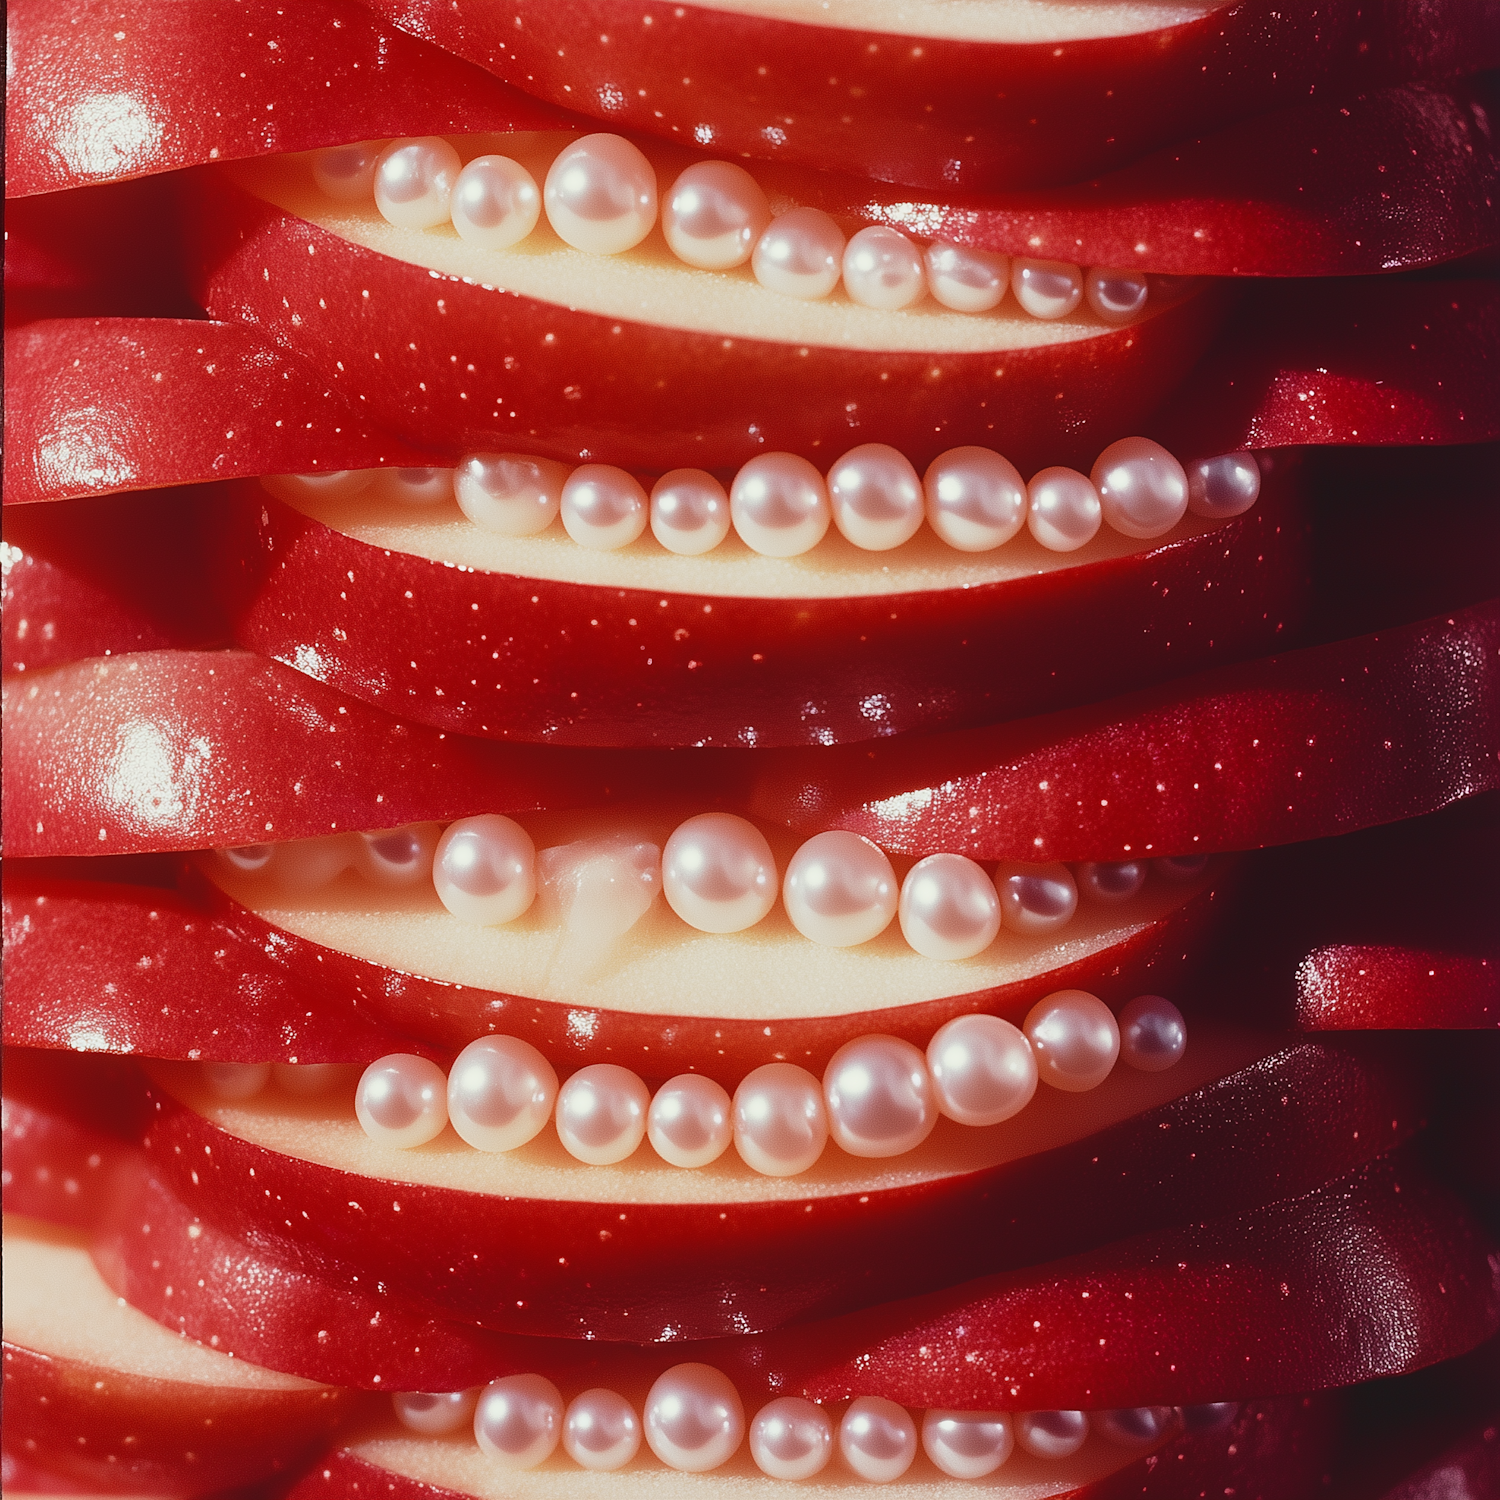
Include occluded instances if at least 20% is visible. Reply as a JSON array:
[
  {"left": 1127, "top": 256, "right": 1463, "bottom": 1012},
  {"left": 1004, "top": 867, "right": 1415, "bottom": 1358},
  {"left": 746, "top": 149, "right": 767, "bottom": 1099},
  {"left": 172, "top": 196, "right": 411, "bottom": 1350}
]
[
  {"left": 751, "top": 1397, "right": 833, "bottom": 1480},
  {"left": 644, "top": 1363, "right": 745, "bottom": 1472}
]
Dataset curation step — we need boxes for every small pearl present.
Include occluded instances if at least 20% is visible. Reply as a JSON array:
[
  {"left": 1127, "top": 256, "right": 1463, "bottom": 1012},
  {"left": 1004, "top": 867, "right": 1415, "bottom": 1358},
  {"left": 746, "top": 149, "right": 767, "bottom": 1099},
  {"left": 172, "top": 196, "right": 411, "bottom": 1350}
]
[
  {"left": 1024, "top": 991, "right": 1120, "bottom": 1093},
  {"left": 650, "top": 469, "right": 731, "bottom": 555},
  {"left": 271, "top": 835, "right": 356, "bottom": 891},
  {"left": 750, "top": 1397, "right": 833, "bottom": 1480},
  {"left": 355, "top": 823, "right": 441, "bottom": 888},
  {"left": 994, "top": 861, "right": 1078, "bottom": 935},
  {"left": 838, "top": 1396, "right": 917, "bottom": 1483},
  {"left": 433, "top": 816, "right": 536, "bottom": 926},
  {"left": 924, "top": 242, "right": 1009, "bottom": 313},
  {"left": 455, "top": 453, "right": 569, "bottom": 536},
  {"left": 1156, "top": 854, "right": 1209, "bottom": 881},
  {"left": 730, "top": 453, "right": 831, "bottom": 557},
  {"left": 450, "top": 154, "right": 540, "bottom": 250},
  {"left": 1118, "top": 995, "right": 1187, "bottom": 1072},
  {"left": 1187, "top": 452, "right": 1261, "bottom": 518},
  {"left": 564, "top": 1389, "right": 641, "bottom": 1471},
  {"left": 216, "top": 843, "right": 275, "bottom": 876},
  {"left": 556, "top": 1064, "right": 650, "bottom": 1165},
  {"left": 783, "top": 831, "right": 897, "bottom": 948},
  {"left": 662, "top": 161, "right": 770, "bottom": 269},
  {"left": 545, "top": 133, "right": 656, "bottom": 254},
  {"left": 203, "top": 1062, "right": 270, "bottom": 1102},
  {"left": 1096, "top": 1407, "right": 1175, "bottom": 1447},
  {"left": 899, "top": 853, "right": 1001, "bottom": 961},
  {"left": 560, "top": 464, "right": 649, "bottom": 550},
  {"left": 1085, "top": 266, "right": 1150, "bottom": 324},
  {"left": 648, "top": 1074, "right": 733, "bottom": 1168},
  {"left": 1179, "top": 1402, "right": 1239, "bottom": 1432},
  {"left": 922, "top": 1410, "right": 1014, "bottom": 1479},
  {"left": 662, "top": 813, "right": 777, "bottom": 934},
  {"left": 1012, "top": 258, "right": 1083, "bottom": 319},
  {"left": 355, "top": 1054, "right": 448, "bottom": 1148},
  {"left": 393, "top": 1389, "right": 474, "bottom": 1436},
  {"left": 824, "top": 1035, "right": 937, "bottom": 1158},
  {"left": 474, "top": 1374, "right": 563, "bottom": 1470},
  {"left": 1015, "top": 1410, "right": 1088, "bottom": 1459},
  {"left": 644, "top": 1364, "right": 744, "bottom": 1472},
  {"left": 371, "top": 467, "right": 454, "bottom": 507},
  {"left": 927, "top": 1014, "right": 1038, "bottom": 1127},
  {"left": 752, "top": 207, "right": 845, "bottom": 300},
  {"left": 261, "top": 471, "right": 374, "bottom": 504},
  {"left": 1028, "top": 467, "right": 1101, "bottom": 551},
  {"left": 827, "top": 443, "right": 925, "bottom": 552},
  {"left": 924, "top": 447, "right": 1027, "bottom": 552},
  {"left": 374, "top": 137, "right": 461, "bottom": 229},
  {"left": 733, "top": 1063, "right": 828, "bottom": 1176},
  {"left": 447, "top": 1036, "right": 558, "bottom": 1152},
  {"left": 312, "top": 142, "right": 381, "bottom": 203},
  {"left": 272, "top": 1063, "right": 353, "bottom": 1098},
  {"left": 1077, "top": 860, "right": 1146, "bottom": 904},
  {"left": 1092, "top": 437, "right": 1189, "bottom": 540},
  {"left": 841, "top": 225, "right": 926, "bottom": 311}
]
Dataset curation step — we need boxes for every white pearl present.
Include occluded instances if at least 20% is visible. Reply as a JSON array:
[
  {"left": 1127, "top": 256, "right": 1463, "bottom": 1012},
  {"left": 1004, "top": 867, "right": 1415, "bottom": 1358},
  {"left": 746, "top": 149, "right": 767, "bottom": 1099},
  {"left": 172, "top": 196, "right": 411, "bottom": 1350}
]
[
  {"left": 922, "top": 1410, "right": 1014, "bottom": 1479},
  {"left": 1024, "top": 991, "right": 1120, "bottom": 1093},
  {"left": 1179, "top": 1402, "right": 1239, "bottom": 1432},
  {"left": 783, "top": 831, "right": 897, "bottom": 948},
  {"left": 899, "top": 853, "right": 1001, "bottom": 961},
  {"left": 474, "top": 1374, "right": 563, "bottom": 1469},
  {"left": 355, "top": 1054, "right": 448, "bottom": 1148},
  {"left": 1027, "top": 467, "right": 1101, "bottom": 551},
  {"left": 433, "top": 816, "right": 536, "bottom": 926},
  {"left": 560, "top": 464, "right": 649, "bottom": 550},
  {"left": 650, "top": 469, "right": 731, "bottom": 555},
  {"left": 393, "top": 1389, "right": 474, "bottom": 1436},
  {"left": 455, "top": 453, "right": 569, "bottom": 536},
  {"left": 841, "top": 225, "right": 926, "bottom": 311},
  {"left": 371, "top": 467, "right": 454, "bottom": 507},
  {"left": 644, "top": 1364, "right": 744, "bottom": 1472},
  {"left": 838, "top": 1396, "right": 917, "bottom": 1483},
  {"left": 1015, "top": 1410, "right": 1088, "bottom": 1459},
  {"left": 272, "top": 1063, "right": 352, "bottom": 1098},
  {"left": 564, "top": 1388, "right": 641, "bottom": 1471},
  {"left": 447, "top": 1036, "right": 558, "bottom": 1152},
  {"left": 1096, "top": 1407, "right": 1175, "bottom": 1447},
  {"left": 1156, "top": 854, "right": 1209, "bottom": 881},
  {"left": 1187, "top": 452, "right": 1261, "bottom": 518},
  {"left": 1012, "top": 258, "right": 1083, "bottom": 319},
  {"left": 355, "top": 823, "right": 441, "bottom": 888},
  {"left": 1077, "top": 860, "right": 1146, "bottom": 904},
  {"left": 544, "top": 133, "right": 657, "bottom": 254},
  {"left": 1092, "top": 437, "right": 1189, "bottom": 540},
  {"left": 203, "top": 1061, "right": 270, "bottom": 1102},
  {"left": 1118, "top": 995, "right": 1187, "bottom": 1072},
  {"left": 216, "top": 844, "right": 276, "bottom": 877},
  {"left": 994, "top": 861, "right": 1078, "bottom": 935},
  {"left": 556, "top": 1064, "right": 649, "bottom": 1165},
  {"left": 924, "top": 242, "right": 1009, "bottom": 313},
  {"left": 374, "top": 137, "right": 461, "bottom": 230},
  {"left": 927, "top": 1014, "right": 1038, "bottom": 1127},
  {"left": 730, "top": 453, "right": 831, "bottom": 557},
  {"left": 752, "top": 207, "right": 845, "bottom": 300},
  {"left": 261, "top": 471, "right": 375, "bottom": 504},
  {"left": 924, "top": 447, "right": 1026, "bottom": 552},
  {"left": 750, "top": 1397, "right": 833, "bottom": 1480},
  {"left": 733, "top": 1063, "right": 828, "bottom": 1176},
  {"left": 450, "top": 154, "right": 540, "bottom": 250},
  {"left": 662, "top": 161, "right": 770, "bottom": 270},
  {"left": 648, "top": 1074, "right": 733, "bottom": 1168},
  {"left": 662, "top": 813, "right": 777, "bottom": 934},
  {"left": 823, "top": 1035, "right": 936, "bottom": 1159},
  {"left": 827, "top": 443, "right": 925, "bottom": 552},
  {"left": 1085, "top": 266, "right": 1150, "bottom": 324},
  {"left": 312, "top": 142, "right": 381, "bottom": 203}
]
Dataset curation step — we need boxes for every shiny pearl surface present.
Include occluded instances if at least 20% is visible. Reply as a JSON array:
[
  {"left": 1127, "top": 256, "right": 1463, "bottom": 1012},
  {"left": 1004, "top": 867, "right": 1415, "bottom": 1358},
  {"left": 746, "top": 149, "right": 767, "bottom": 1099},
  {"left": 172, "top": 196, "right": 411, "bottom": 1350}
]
[
  {"left": 374, "top": 137, "right": 461, "bottom": 229},
  {"left": 1156, "top": 854, "right": 1209, "bottom": 881},
  {"left": 662, "top": 161, "right": 770, "bottom": 269},
  {"left": 560, "top": 464, "right": 649, "bottom": 550},
  {"left": 923, "top": 446, "right": 1027, "bottom": 552},
  {"left": 1096, "top": 1407, "right": 1175, "bottom": 1447},
  {"left": 563, "top": 1388, "right": 641, "bottom": 1471},
  {"left": 1028, "top": 467, "right": 1102, "bottom": 551},
  {"left": 474, "top": 1374, "right": 563, "bottom": 1469},
  {"left": 372, "top": 467, "right": 454, "bottom": 507},
  {"left": 842, "top": 225, "right": 926, "bottom": 311},
  {"left": 648, "top": 1074, "right": 733, "bottom": 1168},
  {"left": 730, "top": 452, "right": 831, "bottom": 557},
  {"left": 393, "top": 1389, "right": 474, "bottom": 1436},
  {"left": 827, "top": 443, "right": 925, "bottom": 552},
  {"left": 839, "top": 1396, "right": 917, "bottom": 1483},
  {"left": 1016, "top": 1410, "right": 1088, "bottom": 1459},
  {"left": 644, "top": 1364, "right": 745, "bottom": 1472},
  {"left": 1085, "top": 266, "right": 1150, "bottom": 324},
  {"left": 662, "top": 813, "right": 777, "bottom": 934},
  {"left": 450, "top": 154, "right": 540, "bottom": 249},
  {"left": 994, "top": 861, "right": 1078, "bottom": 935},
  {"left": 899, "top": 852, "right": 1001, "bottom": 961},
  {"left": 544, "top": 133, "right": 657, "bottom": 254},
  {"left": 922, "top": 1410, "right": 1014, "bottom": 1479},
  {"left": 1024, "top": 991, "right": 1120, "bottom": 1093},
  {"left": 1092, "top": 437, "right": 1189, "bottom": 540},
  {"left": 355, "top": 1054, "right": 448, "bottom": 1148},
  {"left": 733, "top": 1063, "right": 828, "bottom": 1176},
  {"left": 750, "top": 1397, "right": 833, "bottom": 1480},
  {"left": 650, "top": 469, "right": 731, "bottom": 555},
  {"left": 1012, "top": 258, "right": 1083, "bottom": 319},
  {"left": 752, "top": 207, "right": 845, "bottom": 300},
  {"left": 355, "top": 823, "right": 441, "bottom": 888},
  {"left": 312, "top": 142, "right": 380, "bottom": 203},
  {"left": 1119, "top": 995, "right": 1188, "bottom": 1072},
  {"left": 433, "top": 815, "right": 537, "bottom": 926},
  {"left": 273, "top": 834, "right": 355, "bottom": 891},
  {"left": 203, "top": 1061, "right": 270, "bottom": 1101},
  {"left": 447, "top": 1036, "right": 558, "bottom": 1152},
  {"left": 924, "top": 242, "right": 1009, "bottom": 313},
  {"left": 783, "top": 831, "right": 898, "bottom": 947},
  {"left": 272, "top": 1062, "right": 353, "bottom": 1098},
  {"left": 823, "top": 1035, "right": 937, "bottom": 1158},
  {"left": 927, "top": 1013, "right": 1038, "bottom": 1127},
  {"left": 1187, "top": 452, "right": 1261, "bottom": 518},
  {"left": 1077, "top": 860, "right": 1146, "bottom": 904},
  {"left": 556, "top": 1064, "right": 650, "bottom": 1165},
  {"left": 454, "top": 453, "right": 569, "bottom": 536}
]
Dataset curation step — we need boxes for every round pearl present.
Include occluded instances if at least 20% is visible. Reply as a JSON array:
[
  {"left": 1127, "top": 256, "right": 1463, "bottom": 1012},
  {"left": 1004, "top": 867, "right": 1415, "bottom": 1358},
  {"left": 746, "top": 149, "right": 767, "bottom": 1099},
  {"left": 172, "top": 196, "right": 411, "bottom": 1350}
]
[
  {"left": 393, "top": 1389, "right": 474, "bottom": 1436},
  {"left": 273, "top": 835, "right": 355, "bottom": 891},
  {"left": 750, "top": 1397, "right": 833, "bottom": 1480},
  {"left": 372, "top": 467, "right": 454, "bottom": 507},
  {"left": 1085, "top": 266, "right": 1150, "bottom": 324},
  {"left": 827, "top": 443, "right": 925, "bottom": 552},
  {"left": 544, "top": 133, "right": 657, "bottom": 255},
  {"left": 899, "top": 853, "right": 1001, "bottom": 961},
  {"left": 560, "top": 464, "right": 649, "bottom": 550},
  {"left": 662, "top": 813, "right": 777, "bottom": 934},
  {"left": 217, "top": 843, "right": 275, "bottom": 876},
  {"left": 1092, "top": 437, "right": 1189, "bottom": 540},
  {"left": 272, "top": 1062, "right": 352, "bottom": 1098},
  {"left": 355, "top": 1054, "right": 448, "bottom": 1148},
  {"left": 733, "top": 1063, "right": 828, "bottom": 1176},
  {"left": 648, "top": 1074, "right": 733, "bottom": 1168},
  {"left": 312, "top": 142, "right": 380, "bottom": 203},
  {"left": 450, "top": 154, "right": 540, "bottom": 250},
  {"left": 556, "top": 1064, "right": 650, "bottom": 1165},
  {"left": 1015, "top": 1410, "right": 1088, "bottom": 1459},
  {"left": 1077, "top": 860, "right": 1146, "bottom": 904},
  {"left": 1024, "top": 991, "right": 1120, "bottom": 1093},
  {"left": 730, "top": 453, "right": 831, "bottom": 557},
  {"left": 1118, "top": 995, "right": 1187, "bottom": 1072},
  {"left": 203, "top": 1061, "right": 270, "bottom": 1102},
  {"left": 823, "top": 1035, "right": 937, "bottom": 1158},
  {"left": 1187, "top": 452, "right": 1261, "bottom": 518},
  {"left": 644, "top": 1364, "right": 744, "bottom": 1472},
  {"left": 752, "top": 207, "right": 845, "bottom": 300},
  {"left": 433, "top": 816, "right": 536, "bottom": 926},
  {"left": 1012, "top": 258, "right": 1083, "bottom": 319},
  {"left": 262, "top": 470, "right": 374, "bottom": 504},
  {"left": 447, "top": 1036, "right": 558, "bottom": 1152},
  {"left": 662, "top": 161, "right": 770, "bottom": 270},
  {"left": 1179, "top": 1402, "right": 1239, "bottom": 1432},
  {"left": 994, "top": 861, "right": 1078, "bottom": 935},
  {"left": 783, "top": 831, "right": 897, "bottom": 948},
  {"left": 455, "top": 453, "right": 569, "bottom": 537},
  {"left": 374, "top": 137, "right": 461, "bottom": 230},
  {"left": 650, "top": 469, "right": 731, "bottom": 555},
  {"left": 1096, "top": 1407, "right": 1175, "bottom": 1447},
  {"left": 1027, "top": 467, "right": 1101, "bottom": 551},
  {"left": 922, "top": 1410, "right": 1014, "bottom": 1480},
  {"left": 474, "top": 1374, "right": 563, "bottom": 1469},
  {"left": 841, "top": 225, "right": 926, "bottom": 311},
  {"left": 355, "top": 823, "right": 441, "bottom": 888},
  {"left": 924, "top": 242, "right": 1009, "bottom": 313},
  {"left": 838, "top": 1396, "right": 917, "bottom": 1483},
  {"left": 927, "top": 1013, "right": 1038, "bottom": 1127},
  {"left": 924, "top": 447, "right": 1027, "bottom": 552},
  {"left": 1156, "top": 854, "right": 1209, "bottom": 881},
  {"left": 563, "top": 1388, "right": 641, "bottom": 1471}
]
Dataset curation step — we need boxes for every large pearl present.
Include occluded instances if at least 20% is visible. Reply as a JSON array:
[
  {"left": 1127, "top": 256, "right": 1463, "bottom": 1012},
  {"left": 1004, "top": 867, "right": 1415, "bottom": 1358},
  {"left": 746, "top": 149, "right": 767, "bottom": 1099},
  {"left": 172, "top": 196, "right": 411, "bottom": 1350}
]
[
  {"left": 433, "top": 815, "right": 536, "bottom": 926},
  {"left": 926, "top": 1013, "right": 1038, "bottom": 1127},
  {"left": 1077, "top": 860, "right": 1146, "bottom": 904},
  {"left": 1096, "top": 1407, "right": 1176, "bottom": 1447},
  {"left": 827, "top": 443, "right": 925, "bottom": 552},
  {"left": 648, "top": 1074, "right": 733, "bottom": 1168},
  {"left": 454, "top": 453, "right": 569, "bottom": 536},
  {"left": 563, "top": 1388, "right": 641, "bottom": 1471},
  {"left": 393, "top": 1389, "right": 474, "bottom": 1436},
  {"left": 644, "top": 1364, "right": 745, "bottom": 1473},
  {"left": 556, "top": 1064, "right": 650, "bottom": 1165},
  {"left": 203, "top": 1061, "right": 270, "bottom": 1102},
  {"left": 783, "top": 831, "right": 898, "bottom": 948},
  {"left": 730, "top": 453, "right": 831, "bottom": 557},
  {"left": 1027, "top": 467, "right": 1101, "bottom": 551},
  {"left": 994, "top": 861, "right": 1078, "bottom": 935},
  {"left": 312, "top": 142, "right": 380, "bottom": 203},
  {"left": 841, "top": 226, "right": 926, "bottom": 311},
  {"left": 650, "top": 469, "right": 731, "bottom": 555},
  {"left": 662, "top": 813, "right": 777, "bottom": 934},
  {"left": 1085, "top": 266, "right": 1150, "bottom": 324},
  {"left": 752, "top": 207, "right": 845, "bottom": 300},
  {"left": 823, "top": 1035, "right": 937, "bottom": 1158},
  {"left": 1118, "top": 995, "right": 1187, "bottom": 1072},
  {"left": 1024, "top": 991, "right": 1120, "bottom": 1093},
  {"left": 662, "top": 161, "right": 770, "bottom": 270},
  {"left": 1012, "top": 258, "right": 1083, "bottom": 319},
  {"left": 923, "top": 447, "right": 1027, "bottom": 552},
  {"left": 374, "top": 137, "right": 461, "bottom": 229},
  {"left": 750, "top": 1397, "right": 833, "bottom": 1480},
  {"left": 355, "top": 1054, "right": 448, "bottom": 1148},
  {"left": 560, "top": 464, "right": 649, "bottom": 550},
  {"left": 1015, "top": 1410, "right": 1088, "bottom": 1459},
  {"left": 1092, "top": 437, "right": 1189, "bottom": 540},
  {"left": 474, "top": 1374, "right": 563, "bottom": 1469},
  {"left": 899, "top": 853, "right": 1001, "bottom": 961},
  {"left": 924, "top": 242, "right": 1009, "bottom": 313},
  {"left": 447, "top": 1036, "right": 558, "bottom": 1152},
  {"left": 355, "top": 823, "right": 441, "bottom": 888},
  {"left": 838, "top": 1396, "right": 917, "bottom": 1483},
  {"left": 922, "top": 1410, "right": 1014, "bottom": 1479},
  {"left": 273, "top": 834, "right": 355, "bottom": 891},
  {"left": 450, "top": 154, "right": 540, "bottom": 250},
  {"left": 544, "top": 133, "right": 657, "bottom": 254},
  {"left": 1187, "top": 452, "right": 1261, "bottom": 518},
  {"left": 733, "top": 1063, "right": 828, "bottom": 1176}
]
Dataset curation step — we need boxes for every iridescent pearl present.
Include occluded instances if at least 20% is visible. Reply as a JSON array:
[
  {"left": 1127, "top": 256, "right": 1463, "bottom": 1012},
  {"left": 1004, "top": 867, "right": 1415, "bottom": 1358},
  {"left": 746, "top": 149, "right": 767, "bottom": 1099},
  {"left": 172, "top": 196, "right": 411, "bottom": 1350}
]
[
  {"left": 474, "top": 1374, "right": 563, "bottom": 1469},
  {"left": 563, "top": 1388, "right": 641, "bottom": 1471},
  {"left": 1085, "top": 266, "right": 1150, "bottom": 324},
  {"left": 371, "top": 467, "right": 454, "bottom": 507},
  {"left": 555, "top": 1064, "right": 650, "bottom": 1165},
  {"left": 644, "top": 1364, "right": 745, "bottom": 1472},
  {"left": 1179, "top": 1402, "right": 1239, "bottom": 1432},
  {"left": 544, "top": 133, "right": 657, "bottom": 254},
  {"left": 1092, "top": 437, "right": 1189, "bottom": 540},
  {"left": 899, "top": 853, "right": 1001, "bottom": 961},
  {"left": 730, "top": 452, "right": 831, "bottom": 557},
  {"left": 1077, "top": 860, "right": 1146, "bottom": 904},
  {"left": 1027, "top": 467, "right": 1102, "bottom": 551},
  {"left": 994, "top": 861, "right": 1078, "bottom": 935},
  {"left": 433, "top": 815, "right": 537, "bottom": 926},
  {"left": 272, "top": 1062, "right": 353, "bottom": 1098},
  {"left": 923, "top": 447, "right": 1027, "bottom": 552},
  {"left": 1187, "top": 452, "right": 1261, "bottom": 518},
  {"left": 733, "top": 1063, "right": 828, "bottom": 1176},
  {"left": 454, "top": 453, "right": 569, "bottom": 536},
  {"left": 750, "top": 1397, "right": 833, "bottom": 1480},
  {"left": 1118, "top": 995, "right": 1187, "bottom": 1072},
  {"left": 1096, "top": 1407, "right": 1175, "bottom": 1447},
  {"left": 841, "top": 226, "right": 926, "bottom": 311},
  {"left": 926, "top": 1013, "right": 1038, "bottom": 1127},
  {"left": 312, "top": 142, "right": 381, "bottom": 203},
  {"left": 1156, "top": 854, "right": 1209, "bottom": 881},
  {"left": 662, "top": 812, "right": 777, "bottom": 934},
  {"left": 827, "top": 443, "right": 925, "bottom": 552},
  {"left": 203, "top": 1061, "right": 270, "bottom": 1102},
  {"left": 662, "top": 161, "right": 770, "bottom": 270},
  {"left": 922, "top": 1410, "right": 1014, "bottom": 1479},
  {"left": 273, "top": 835, "right": 356, "bottom": 891},
  {"left": 650, "top": 469, "right": 731, "bottom": 555},
  {"left": 447, "top": 1036, "right": 558, "bottom": 1152},
  {"left": 1024, "top": 991, "right": 1120, "bottom": 1093},
  {"left": 450, "top": 154, "right": 540, "bottom": 250},
  {"left": 355, "top": 823, "right": 441, "bottom": 888},
  {"left": 839, "top": 1396, "right": 917, "bottom": 1483},
  {"left": 924, "top": 242, "right": 1009, "bottom": 313},
  {"left": 648, "top": 1074, "right": 733, "bottom": 1168},
  {"left": 752, "top": 207, "right": 845, "bottom": 300},
  {"left": 783, "top": 831, "right": 898, "bottom": 948},
  {"left": 216, "top": 844, "right": 274, "bottom": 876},
  {"left": 393, "top": 1389, "right": 474, "bottom": 1436},
  {"left": 823, "top": 1035, "right": 937, "bottom": 1158},
  {"left": 1012, "top": 259, "right": 1083, "bottom": 319},
  {"left": 355, "top": 1054, "right": 448, "bottom": 1148},
  {"left": 374, "top": 138, "right": 461, "bottom": 230},
  {"left": 261, "top": 471, "right": 374, "bottom": 504},
  {"left": 1015, "top": 1410, "right": 1088, "bottom": 1459},
  {"left": 560, "top": 464, "right": 649, "bottom": 550}
]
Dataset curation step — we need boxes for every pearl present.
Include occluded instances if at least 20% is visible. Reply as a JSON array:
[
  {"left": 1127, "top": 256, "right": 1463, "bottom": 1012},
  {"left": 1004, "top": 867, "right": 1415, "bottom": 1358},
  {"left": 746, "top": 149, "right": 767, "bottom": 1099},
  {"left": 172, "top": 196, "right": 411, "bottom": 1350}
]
[
  {"left": 556, "top": 1064, "right": 650, "bottom": 1165},
  {"left": 203, "top": 1061, "right": 270, "bottom": 1102},
  {"left": 560, "top": 464, "right": 649, "bottom": 550},
  {"left": 648, "top": 1074, "right": 733, "bottom": 1168},
  {"left": 393, "top": 1389, "right": 474, "bottom": 1436},
  {"left": 733, "top": 1063, "right": 828, "bottom": 1176},
  {"left": 450, "top": 154, "right": 540, "bottom": 250},
  {"left": 1015, "top": 1410, "right": 1088, "bottom": 1459},
  {"left": 1085, "top": 266, "right": 1150, "bottom": 324},
  {"left": 1187, "top": 452, "right": 1261, "bottom": 518},
  {"left": 355, "top": 823, "right": 441, "bottom": 888},
  {"left": 544, "top": 133, "right": 657, "bottom": 254},
  {"left": 899, "top": 853, "right": 1001, "bottom": 961},
  {"left": 730, "top": 452, "right": 831, "bottom": 557},
  {"left": 563, "top": 1388, "right": 641, "bottom": 1471},
  {"left": 823, "top": 1035, "right": 937, "bottom": 1158},
  {"left": 650, "top": 469, "right": 731, "bottom": 555},
  {"left": 1027, "top": 467, "right": 1102, "bottom": 551},
  {"left": 216, "top": 844, "right": 275, "bottom": 876},
  {"left": 1118, "top": 995, "right": 1188, "bottom": 1072},
  {"left": 927, "top": 1014, "right": 1038, "bottom": 1127},
  {"left": 841, "top": 225, "right": 926, "bottom": 311},
  {"left": 923, "top": 447, "right": 1027, "bottom": 552},
  {"left": 1077, "top": 860, "right": 1146, "bottom": 904},
  {"left": 924, "top": 242, "right": 1009, "bottom": 313},
  {"left": 433, "top": 816, "right": 537, "bottom": 926},
  {"left": 644, "top": 1364, "right": 745, "bottom": 1472},
  {"left": 1156, "top": 854, "right": 1209, "bottom": 881},
  {"left": 355, "top": 1054, "right": 448, "bottom": 1148},
  {"left": 750, "top": 1397, "right": 833, "bottom": 1480},
  {"left": 662, "top": 161, "right": 770, "bottom": 270},
  {"left": 1096, "top": 1407, "right": 1175, "bottom": 1447},
  {"left": 827, "top": 443, "right": 925, "bottom": 552},
  {"left": 1179, "top": 1402, "right": 1239, "bottom": 1432},
  {"left": 272, "top": 834, "right": 356, "bottom": 891},
  {"left": 447, "top": 1036, "right": 558, "bottom": 1152},
  {"left": 371, "top": 467, "right": 454, "bottom": 507},
  {"left": 752, "top": 207, "right": 845, "bottom": 300},
  {"left": 454, "top": 453, "right": 569, "bottom": 536},
  {"left": 1024, "top": 991, "right": 1120, "bottom": 1093},
  {"left": 783, "top": 831, "right": 898, "bottom": 948},
  {"left": 1012, "top": 258, "right": 1084, "bottom": 319},
  {"left": 474, "top": 1374, "right": 563, "bottom": 1470},
  {"left": 374, "top": 137, "right": 461, "bottom": 230},
  {"left": 922, "top": 1410, "right": 1014, "bottom": 1479},
  {"left": 1092, "top": 437, "right": 1189, "bottom": 540},
  {"left": 262, "top": 471, "right": 374, "bottom": 504},
  {"left": 312, "top": 142, "right": 381, "bottom": 203},
  {"left": 994, "top": 861, "right": 1078, "bottom": 935},
  {"left": 838, "top": 1396, "right": 917, "bottom": 1483},
  {"left": 272, "top": 1062, "right": 353, "bottom": 1098},
  {"left": 662, "top": 813, "right": 777, "bottom": 934}
]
